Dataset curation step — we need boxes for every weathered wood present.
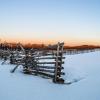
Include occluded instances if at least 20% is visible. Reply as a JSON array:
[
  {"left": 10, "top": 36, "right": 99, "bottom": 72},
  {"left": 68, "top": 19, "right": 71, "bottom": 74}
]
[
  {"left": 53, "top": 42, "right": 64, "bottom": 83},
  {"left": 54, "top": 43, "right": 60, "bottom": 82},
  {"left": 31, "top": 71, "right": 54, "bottom": 78},
  {"left": 10, "top": 65, "right": 19, "bottom": 73},
  {"left": 37, "top": 61, "right": 64, "bottom": 64},
  {"left": 2, "top": 42, "right": 65, "bottom": 83},
  {"left": 23, "top": 67, "right": 65, "bottom": 75},
  {"left": 39, "top": 51, "right": 66, "bottom": 56},
  {"left": 36, "top": 57, "right": 65, "bottom": 59},
  {"left": 23, "top": 69, "right": 65, "bottom": 77},
  {"left": 37, "top": 66, "right": 64, "bottom": 69},
  {"left": 47, "top": 42, "right": 64, "bottom": 49}
]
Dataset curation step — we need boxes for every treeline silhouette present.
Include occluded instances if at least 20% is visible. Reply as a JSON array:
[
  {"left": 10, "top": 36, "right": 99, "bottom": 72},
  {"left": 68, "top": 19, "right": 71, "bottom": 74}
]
[
  {"left": 0, "top": 42, "right": 100, "bottom": 50},
  {"left": 64, "top": 45, "right": 100, "bottom": 50}
]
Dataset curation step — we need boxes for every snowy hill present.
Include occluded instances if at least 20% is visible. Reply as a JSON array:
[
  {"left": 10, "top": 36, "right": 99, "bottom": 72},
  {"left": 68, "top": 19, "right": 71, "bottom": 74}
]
[{"left": 0, "top": 51, "right": 100, "bottom": 100}]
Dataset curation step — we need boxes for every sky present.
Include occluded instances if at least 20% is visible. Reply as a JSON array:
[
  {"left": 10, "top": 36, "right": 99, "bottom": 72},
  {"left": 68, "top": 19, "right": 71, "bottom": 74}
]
[{"left": 0, "top": 0, "right": 100, "bottom": 45}]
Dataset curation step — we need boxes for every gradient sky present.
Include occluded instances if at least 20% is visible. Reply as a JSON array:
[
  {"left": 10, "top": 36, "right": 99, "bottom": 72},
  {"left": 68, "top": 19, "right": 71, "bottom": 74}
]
[{"left": 0, "top": 0, "right": 100, "bottom": 45}]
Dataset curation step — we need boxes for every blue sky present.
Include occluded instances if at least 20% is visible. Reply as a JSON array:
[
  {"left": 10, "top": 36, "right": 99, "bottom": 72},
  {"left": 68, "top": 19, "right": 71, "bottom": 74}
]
[{"left": 0, "top": 0, "right": 100, "bottom": 45}]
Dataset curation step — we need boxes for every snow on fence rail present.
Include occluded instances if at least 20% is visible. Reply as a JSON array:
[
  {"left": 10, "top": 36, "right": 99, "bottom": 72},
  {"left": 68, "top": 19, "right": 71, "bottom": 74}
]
[
  {"left": 0, "top": 42, "right": 65, "bottom": 84},
  {"left": 0, "top": 42, "right": 99, "bottom": 84}
]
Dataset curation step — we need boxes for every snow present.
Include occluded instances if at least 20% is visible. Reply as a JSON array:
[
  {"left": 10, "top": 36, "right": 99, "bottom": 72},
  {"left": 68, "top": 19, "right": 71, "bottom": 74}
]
[{"left": 0, "top": 51, "right": 100, "bottom": 100}]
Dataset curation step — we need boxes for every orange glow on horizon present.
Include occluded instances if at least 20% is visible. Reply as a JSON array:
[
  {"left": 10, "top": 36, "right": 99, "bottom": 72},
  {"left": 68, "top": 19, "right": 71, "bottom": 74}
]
[{"left": 0, "top": 36, "right": 100, "bottom": 46}]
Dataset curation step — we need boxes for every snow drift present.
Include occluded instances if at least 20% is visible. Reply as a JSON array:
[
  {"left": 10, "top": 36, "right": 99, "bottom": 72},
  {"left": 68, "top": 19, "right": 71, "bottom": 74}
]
[{"left": 0, "top": 51, "right": 100, "bottom": 100}]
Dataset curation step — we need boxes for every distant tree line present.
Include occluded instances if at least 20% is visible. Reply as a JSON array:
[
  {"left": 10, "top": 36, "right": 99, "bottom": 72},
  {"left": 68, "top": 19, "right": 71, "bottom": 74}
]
[{"left": 0, "top": 42, "right": 100, "bottom": 50}]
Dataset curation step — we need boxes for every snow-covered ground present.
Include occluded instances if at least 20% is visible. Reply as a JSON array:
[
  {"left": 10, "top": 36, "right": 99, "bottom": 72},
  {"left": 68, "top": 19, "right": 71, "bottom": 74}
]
[{"left": 0, "top": 51, "right": 100, "bottom": 100}]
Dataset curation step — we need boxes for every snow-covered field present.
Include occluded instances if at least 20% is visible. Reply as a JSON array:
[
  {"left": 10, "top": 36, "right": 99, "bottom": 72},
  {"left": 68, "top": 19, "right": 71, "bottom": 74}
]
[{"left": 0, "top": 51, "right": 100, "bottom": 100}]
